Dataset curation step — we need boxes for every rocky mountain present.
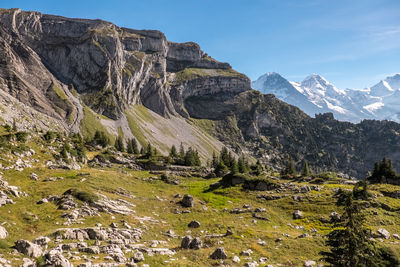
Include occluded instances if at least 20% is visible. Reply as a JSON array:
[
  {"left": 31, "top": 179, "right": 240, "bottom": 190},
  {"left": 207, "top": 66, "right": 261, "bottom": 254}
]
[
  {"left": 253, "top": 72, "right": 400, "bottom": 123},
  {"left": 1, "top": 8, "right": 400, "bottom": 178}
]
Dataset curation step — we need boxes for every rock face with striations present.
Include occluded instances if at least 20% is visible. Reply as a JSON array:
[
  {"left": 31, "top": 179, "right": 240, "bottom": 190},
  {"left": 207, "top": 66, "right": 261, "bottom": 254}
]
[{"left": 0, "top": 8, "right": 250, "bottom": 123}]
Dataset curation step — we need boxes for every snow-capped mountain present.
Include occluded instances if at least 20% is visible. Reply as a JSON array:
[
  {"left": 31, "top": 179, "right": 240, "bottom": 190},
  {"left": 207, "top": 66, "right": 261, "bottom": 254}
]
[{"left": 252, "top": 73, "right": 400, "bottom": 122}]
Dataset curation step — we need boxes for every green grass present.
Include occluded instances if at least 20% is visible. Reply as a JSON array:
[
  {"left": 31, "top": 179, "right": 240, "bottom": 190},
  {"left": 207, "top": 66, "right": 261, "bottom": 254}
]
[
  {"left": 0, "top": 138, "right": 400, "bottom": 266},
  {"left": 175, "top": 68, "right": 246, "bottom": 83},
  {"left": 79, "top": 105, "right": 114, "bottom": 142}
]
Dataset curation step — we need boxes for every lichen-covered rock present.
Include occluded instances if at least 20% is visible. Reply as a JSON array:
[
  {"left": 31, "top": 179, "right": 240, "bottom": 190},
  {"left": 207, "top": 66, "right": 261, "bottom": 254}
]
[{"left": 15, "top": 239, "right": 43, "bottom": 258}]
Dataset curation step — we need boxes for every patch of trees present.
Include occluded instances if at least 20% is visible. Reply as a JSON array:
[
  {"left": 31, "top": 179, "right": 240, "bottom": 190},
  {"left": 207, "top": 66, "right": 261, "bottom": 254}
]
[
  {"left": 168, "top": 143, "right": 201, "bottom": 166},
  {"left": 367, "top": 157, "right": 400, "bottom": 184}
]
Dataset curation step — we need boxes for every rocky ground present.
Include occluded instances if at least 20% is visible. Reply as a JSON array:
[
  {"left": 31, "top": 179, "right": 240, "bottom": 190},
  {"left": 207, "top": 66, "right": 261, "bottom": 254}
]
[{"left": 0, "top": 134, "right": 399, "bottom": 267}]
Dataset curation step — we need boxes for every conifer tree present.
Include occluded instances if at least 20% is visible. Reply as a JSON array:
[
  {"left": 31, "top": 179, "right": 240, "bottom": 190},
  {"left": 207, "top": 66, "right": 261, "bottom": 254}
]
[
  {"left": 238, "top": 155, "right": 249, "bottom": 173},
  {"left": 301, "top": 159, "right": 310, "bottom": 176},
  {"left": 179, "top": 143, "right": 185, "bottom": 159},
  {"left": 282, "top": 157, "right": 296, "bottom": 176},
  {"left": 321, "top": 192, "right": 379, "bottom": 266},
  {"left": 215, "top": 160, "right": 229, "bottom": 177},
  {"left": 115, "top": 136, "right": 125, "bottom": 152},
  {"left": 170, "top": 145, "right": 178, "bottom": 158},
  {"left": 131, "top": 138, "right": 139, "bottom": 154},
  {"left": 127, "top": 139, "right": 134, "bottom": 154},
  {"left": 211, "top": 151, "right": 219, "bottom": 169},
  {"left": 146, "top": 143, "right": 153, "bottom": 158},
  {"left": 230, "top": 159, "right": 239, "bottom": 174},
  {"left": 254, "top": 160, "right": 264, "bottom": 176}
]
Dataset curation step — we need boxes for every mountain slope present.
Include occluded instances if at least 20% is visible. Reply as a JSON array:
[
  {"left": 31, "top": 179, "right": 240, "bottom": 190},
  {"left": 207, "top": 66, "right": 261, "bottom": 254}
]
[{"left": 0, "top": 8, "right": 400, "bottom": 177}]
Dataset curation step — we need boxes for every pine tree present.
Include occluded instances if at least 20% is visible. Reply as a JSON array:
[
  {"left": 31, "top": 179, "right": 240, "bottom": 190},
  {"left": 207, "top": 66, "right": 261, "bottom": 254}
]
[
  {"left": 131, "top": 138, "right": 139, "bottom": 154},
  {"left": 220, "top": 147, "right": 230, "bottom": 167},
  {"left": 127, "top": 139, "right": 134, "bottom": 154},
  {"left": 230, "top": 159, "right": 239, "bottom": 174},
  {"left": 115, "top": 136, "right": 125, "bottom": 152},
  {"left": 146, "top": 143, "right": 153, "bottom": 158},
  {"left": 321, "top": 192, "right": 379, "bottom": 266},
  {"left": 282, "top": 157, "right": 296, "bottom": 176},
  {"left": 140, "top": 146, "right": 145, "bottom": 155},
  {"left": 301, "top": 159, "right": 310, "bottom": 176},
  {"left": 215, "top": 160, "right": 229, "bottom": 177},
  {"left": 170, "top": 145, "right": 178, "bottom": 158},
  {"left": 211, "top": 151, "right": 219, "bottom": 169},
  {"left": 238, "top": 155, "right": 249, "bottom": 173},
  {"left": 179, "top": 143, "right": 185, "bottom": 159},
  {"left": 254, "top": 160, "right": 264, "bottom": 176},
  {"left": 12, "top": 119, "right": 17, "bottom": 132}
]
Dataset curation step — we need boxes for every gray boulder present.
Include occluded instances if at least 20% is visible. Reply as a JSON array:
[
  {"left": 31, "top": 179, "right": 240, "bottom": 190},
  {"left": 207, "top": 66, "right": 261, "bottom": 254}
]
[
  {"left": 293, "top": 210, "right": 303, "bottom": 219},
  {"left": 43, "top": 249, "right": 73, "bottom": 267},
  {"left": 188, "top": 220, "right": 201, "bottom": 228},
  {"left": 181, "top": 194, "right": 194, "bottom": 207},
  {"left": 15, "top": 239, "right": 43, "bottom": 258},
  {"left": 377, "top": 228, "right": 390, "bottom": 239},
  {"left": 304, "top": 260, "right": 316, "bottom": 267},
  {"left": 189, "top": 237, "right": 202, "bottom": 250},
  {"left": 181, "top": 235, "right": 192, "bottom": 249},
  {"left": 210, "top": 247, "right": 227, "bottom": 259},
  {"left": 132, "top": 251, "right": 145, "bottom": 262}
]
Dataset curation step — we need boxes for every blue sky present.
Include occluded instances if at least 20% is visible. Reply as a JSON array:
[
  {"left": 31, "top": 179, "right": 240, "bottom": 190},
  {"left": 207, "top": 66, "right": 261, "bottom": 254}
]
[{"left": 3, "top": 0, "right": 400, "bottom": 89}]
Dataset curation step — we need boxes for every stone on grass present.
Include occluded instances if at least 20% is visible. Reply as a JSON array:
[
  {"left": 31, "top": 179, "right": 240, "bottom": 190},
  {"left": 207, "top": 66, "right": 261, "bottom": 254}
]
[
  {"left": 293, "top": 210, "right": 303, "bottom": 219},
  {"left": 210, "top": 247, "right": 227, "bottom": 259},
  {"left": 0, "top": 226, "right": 8, "bottom": 239},
  {"left": 181, "top": 235, "right": 192, "bottom": 249},
  {"left": 188, "top": 220, "right": 201, "bottom": 228},
  {"left": 181, "top": 194, "right": 194, "bottom": 207},
  {"left": 15, "top": 239, "right": 43, "bottom": 258},
  {"left": 189, "top": 237, "right": 202, "bottom": 250},
  {"left": 377, "top": 228, "right": 390, "bottom": 239}
]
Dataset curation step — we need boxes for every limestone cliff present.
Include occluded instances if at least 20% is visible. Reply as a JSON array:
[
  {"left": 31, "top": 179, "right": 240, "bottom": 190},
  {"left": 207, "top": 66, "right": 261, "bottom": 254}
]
[{"left": 0, "top": 8, "right": 250, "bottom": 122}]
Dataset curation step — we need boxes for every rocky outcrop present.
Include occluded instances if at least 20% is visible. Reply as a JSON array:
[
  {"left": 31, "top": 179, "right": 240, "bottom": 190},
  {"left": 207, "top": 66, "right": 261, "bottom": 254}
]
[{"left": 0, "top": 8, "right": 249, "bottom": 123}]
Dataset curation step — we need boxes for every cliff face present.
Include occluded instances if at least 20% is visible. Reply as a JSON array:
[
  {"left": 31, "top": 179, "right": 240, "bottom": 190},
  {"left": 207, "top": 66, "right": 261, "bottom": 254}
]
[
  {"left": 0, "top": 8, "right": 250, "bottom": 121},
  {"left": 0, "top": 8, "right": 399, "bottom": 178}
]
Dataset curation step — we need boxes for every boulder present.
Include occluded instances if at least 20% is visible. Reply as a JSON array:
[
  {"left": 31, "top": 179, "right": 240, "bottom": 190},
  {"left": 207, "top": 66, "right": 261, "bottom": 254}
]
[
  {"left": 15, "top": 239, "right": 43, "bottom": 258},
  {"left": 293, "top": 210, "right": 303, "bottom": 219},
  {"left": 393, "top": 234, "right": 400, "bottom": 240},
  {"left": 0, "top": 226, "right": 8, "bottom": 239},
  {"left": 233, "top": 255, "right": 240, "bottom": 263},
  {"left": 304, "top": 260, "right": 316, "bottom": 267},
  {"left": 245, "top": 262, "right": 259, "bottom": 267},
  {"left": 189, "top": 237, "right": 202, "bottom": 250},
  {"left": 181, "top": 235, "right": 192, "bottom": 249},
  {"left": 181, "top": 194, "right": 194, "bottom": 207},
  {"left": 33, "top": 236, "right": 51, "bottom": 246},
  {"left": 188, "top": 220, "right": 201, "bottom": 228},
  {"left": 30, "top": 173, "right": 38, "bottom": 181},
  {"left": 43, "top": 249, "right": 73, "bottom": 267},
  {"left": 330, "top": 211, "right": 340, "bottom": 222},
  {"left": 377, "top": 228, "right": 390, "bottom": 239},
  {"left": 210, "top": 247, "right": 227, "bottom": 259},
  {"left": 240, "top": 249, "right": 253, "bottom": 256},
  {"left": 132, "top": 251, "right": 145, "bottom": 262}
]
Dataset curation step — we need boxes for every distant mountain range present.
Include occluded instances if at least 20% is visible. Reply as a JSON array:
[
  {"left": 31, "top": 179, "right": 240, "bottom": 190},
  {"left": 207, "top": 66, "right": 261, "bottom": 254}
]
[{"left": 252, "top": 72, "right": 400, "bottom": 122}]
